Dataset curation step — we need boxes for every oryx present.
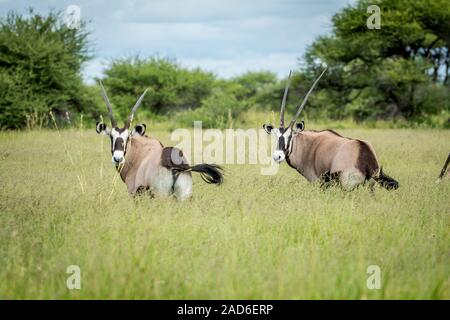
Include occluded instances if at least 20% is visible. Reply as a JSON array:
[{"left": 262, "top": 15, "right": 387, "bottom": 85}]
[
  {"left": 436, "top": 152, "right": 450, "bottom": 183},
  {"left": 95, "top": 81, "right": 223, "bottom": 200},
  {"left": 263, "top": 69, "right": 399, "bottom": 190}
]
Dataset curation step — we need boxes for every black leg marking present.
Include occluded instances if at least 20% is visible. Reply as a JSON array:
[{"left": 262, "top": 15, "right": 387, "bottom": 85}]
[
  {"left": 319, "top": 171, "right": 340, "bottom": 189},
  {"left": 171, "top": 170, "right": 180, "bottom": 193},
  {"left": 134, "top": 186, "right": 153, "bottom": 198}
]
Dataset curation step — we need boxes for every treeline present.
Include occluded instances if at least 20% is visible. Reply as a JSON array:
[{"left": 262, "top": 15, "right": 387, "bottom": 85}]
[
  {"left": 0, "top": 9, "right": 97, "bottom": 129},
  {"left": 0, "top": 0, "right": 449, "bottom": 130},
  {"left": 101, "top": 57, "right": 284, "bottom": 128},
  {"left": 302, "top": 0, "right": 450, "bottom": 127}
]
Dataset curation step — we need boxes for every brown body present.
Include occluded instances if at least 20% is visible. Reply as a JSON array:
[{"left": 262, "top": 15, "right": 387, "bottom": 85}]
[
  {"left": 286, "top": 130, "right": 380, "bottom": 189},
  {"left": 263, "top": 68, "right": 398, "bottom": 190},
  {"left": 96, "top": 82, "right": 223, "bottom": 201},
  {"left": 117, "top": 134, "right": 193, "bottom": 198}
]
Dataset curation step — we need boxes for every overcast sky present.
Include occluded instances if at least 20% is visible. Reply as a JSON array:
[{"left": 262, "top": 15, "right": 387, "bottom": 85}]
[{"left": 1, "top": 0, "right": 356, "bottom": 83}]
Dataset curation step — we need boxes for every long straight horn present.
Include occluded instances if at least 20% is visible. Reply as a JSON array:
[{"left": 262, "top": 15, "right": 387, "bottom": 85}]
[
  {"left": 287, "top": 67, "right": 327, "bottom": 129},
  {"left": 125, "top": 88, "right": 148, "bottom": 129},
  {"left": 280, "top": 70, "right": 292, "bottom": 128},
  {"left": 98, "top": 80, "right": 117, "bottom": 127}
]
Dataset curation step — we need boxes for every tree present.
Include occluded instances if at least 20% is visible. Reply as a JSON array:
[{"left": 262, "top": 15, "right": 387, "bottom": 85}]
[
  {"left": 302, "top": 0, "right": 450, "bottom": 122},
  {"left": 101, "top": 56, "right": 215, "bottom": 120},
  {"left": 0, "top": 9, "right": 92, "bottom": 129}
]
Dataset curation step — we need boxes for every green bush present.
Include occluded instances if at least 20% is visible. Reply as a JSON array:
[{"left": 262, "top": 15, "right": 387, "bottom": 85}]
[
  {"left": 0, "top": 9, "right": 92, "bottom": 129},
  {"left": 100, "top": 57, "right": 215, "bottom": 121},
  {"left": 2, "top": 3, "right": 449, "bottom": 130},
  {"left": 302, "top": 0, "right": 450, "bottom": 123},
  {"left": 176, "top": 89, "right": 245, "bottom": 129}
]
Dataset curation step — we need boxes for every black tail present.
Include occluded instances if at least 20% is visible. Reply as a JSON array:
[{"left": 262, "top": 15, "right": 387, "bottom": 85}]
[
  {"left": 161, "top": 147, "right": 223, "bottom": 185},
  {"left": 190, "top": 164, "right": 224, "bottom": 184},
  {"left": 374, "top": 167, "right": 399, "bottom": 190},
  {"left": 174, "top": 163, "right": 224, "bottom": 185}
]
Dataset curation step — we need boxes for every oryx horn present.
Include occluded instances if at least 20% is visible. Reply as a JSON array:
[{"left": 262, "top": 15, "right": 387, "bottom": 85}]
[
  {"left": 280, "top": 70, "right": 292, "bottom": 128},
  {"left": 287, "top": 67, "right": 327, "bottom": 129},
  {"left": 98, "top": 80, "right": 117, "bottom": 127},
  {"left": 125, "top": 88, "right": 149, "bottom": 129}
]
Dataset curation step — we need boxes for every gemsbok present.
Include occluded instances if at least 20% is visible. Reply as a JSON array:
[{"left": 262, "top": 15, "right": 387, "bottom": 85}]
[
  {"left": 263, "top": 69, "right": 399, "bottom": 191},
  {"left": 436, "top": 152, "right": 450, "bottom": 183},
  {"left": 95, "top": 82, "right": 223, "bottom": 200}
]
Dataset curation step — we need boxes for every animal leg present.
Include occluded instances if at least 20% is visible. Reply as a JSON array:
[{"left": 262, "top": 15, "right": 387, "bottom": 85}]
[
  {"left": 173, "top": 172, "right": 193, "bottom": 201},
  {"left": 151, "top": 168, "right": 175, "bottom": 197},
  {"left": 134, "top": 186, "right": 154, "bottom": 198},
  {"left": 339, "top": 168, "right": 365, "bottom": 191},
  {"left": 319, "top": 171, "right": 340, "bottom": 189},
  {"left": 367, "top": 177, "right": 377, "bottom": 192},
  {"left": 437, "top": 152, "right": 450, "bottom": 183}
]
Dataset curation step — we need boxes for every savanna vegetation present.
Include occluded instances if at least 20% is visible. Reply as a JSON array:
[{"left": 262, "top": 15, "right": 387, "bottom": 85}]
[
  {"left": 302, "top": 0, "right": 450, "bottom": 125},
  {"left": 1, "top": 0, "right": 449, "bottom": 130},
  {"left": 0, "top": 127, "right": 449, "bottom": 299},
  {"left": 0, "top": 9, "right": 96, "bottom": 129},
  {"left": 0, "top": 0, "right": 449, "bottom": 300}
]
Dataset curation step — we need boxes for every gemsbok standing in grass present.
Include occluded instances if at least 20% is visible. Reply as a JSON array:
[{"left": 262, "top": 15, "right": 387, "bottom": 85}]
[
  {"left": 436, "top": 152, "right": 450, "bottom": 183},
  {"left": 263, "top": 69, "right": 399, "bottom": 191},
  {"left": 95, "top": 81, "right": 223, "bottom": 200}
]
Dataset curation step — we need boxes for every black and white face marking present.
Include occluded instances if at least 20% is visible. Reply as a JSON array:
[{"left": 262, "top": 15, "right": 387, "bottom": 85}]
[
  {"left": 110, "top": 127, "right": 129, "bottom": 165},
  {"left": 263, "top": 121, "right": 304, "bottom": 163},
  {"left": 96, "top": 122, "right": 130, "bottom": 165},
  {"left": 96, "top": 123, "right": 148, "bottom": 165},
  {"left": 273, "top": 127, "right": 291, "bottom": 163}
]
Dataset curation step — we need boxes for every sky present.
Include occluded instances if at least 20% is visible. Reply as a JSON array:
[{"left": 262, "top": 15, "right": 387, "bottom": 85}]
[{"left": 0, "top": 0, "right": 356, "bottom": 83}]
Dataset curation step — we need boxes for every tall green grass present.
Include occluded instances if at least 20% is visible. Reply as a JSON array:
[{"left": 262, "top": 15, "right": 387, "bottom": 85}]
[{"left": 0, "top": 127, "right": 448, "bottom": 299}]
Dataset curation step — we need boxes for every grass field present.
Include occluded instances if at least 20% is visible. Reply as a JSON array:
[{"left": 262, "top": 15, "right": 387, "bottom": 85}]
[{"left": 0, "top": 126, "right": 449, "bottom": 299}]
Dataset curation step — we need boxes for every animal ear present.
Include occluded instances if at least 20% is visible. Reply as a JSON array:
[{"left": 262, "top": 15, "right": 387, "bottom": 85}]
[
  {"left": 96, "top": 122, "right": 110, "bottom": 135},
  {"left": 263, "top": 124, "right": 274, "bottom": 134},
  {"left": 132, "top": 123, "right": 146, "bottom": 136},
  {"left": 293, "top": 121, "right": 304, "bottom": 134}
]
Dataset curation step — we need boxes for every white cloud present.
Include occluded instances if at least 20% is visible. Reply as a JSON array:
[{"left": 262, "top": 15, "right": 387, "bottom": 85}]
[
  {"left": 183, "top": 53, "right": 299, "bottom": 78},
  {"left": 82, "top": 59, "right": 106, "bottom": 84},
  {"left": 0, "top": 0, "right": 357, "bottom": 80}
]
